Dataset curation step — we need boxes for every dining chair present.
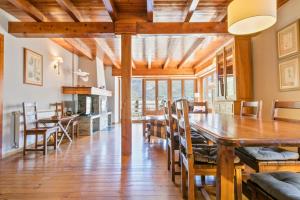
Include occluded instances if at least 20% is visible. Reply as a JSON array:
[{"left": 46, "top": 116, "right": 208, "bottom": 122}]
[
  {"left": 240, "top": 100, "right": 262, "bottom": 119},
  {"left": 236, "top": 100, "right": 300, "bottom": 173},
  {"left": 176, "top": 99, "right": 243, "bottom": 200},
  {"left": 164, "top": 100, "right": 180, "bottom": 182},
  {"left": 23, "top": 102, "right": 59, "bottom": 155},
  {"left": 188, "top": 101, "right": 208, "bottom": 114}
]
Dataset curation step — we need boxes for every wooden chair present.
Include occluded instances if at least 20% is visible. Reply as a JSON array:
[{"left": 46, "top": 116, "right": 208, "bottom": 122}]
[
  {"left": 164, "top": 100, "right": 180, "bottom": 182},
  {"left": 188, "top": 101, "right": 208, "bottom": 114},
  {"left": 176, "top": 99, "right": 243, "bottom": 200},
  {"left": 23, "top": 102, "right": 59, "bottom": 155},
  {"left": 236, "top": 100, "right": 300, "bottom": 173},
  {"left": 240, "top": 100, "right": 262, "bottom": 119}
]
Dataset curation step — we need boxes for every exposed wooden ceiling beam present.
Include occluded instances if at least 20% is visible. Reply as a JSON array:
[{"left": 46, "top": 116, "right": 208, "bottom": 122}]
[
  {"left": 8, "top": 0, "right": 49, "bottom": 22},
  {"left": 147, "top": 0, "right": 154, "bottom": 22},
  {"left": 183, "top": 0, "right": 201, "bottom": 22},
  {"left": 278, "top": 0, "right": 289, "bottom": 8},
  {"left": 177, "top": 38, "right": 204, "bottom": 69},
  {"left": 8, "top": 0, "right": 93, "bottom": 59},
  {"left": 56, "top": 0, "right": 83, "bottom": 22},
  {"left": 136, "top": 22, "right": 228, "bottom": 34},
  {"left": 163, "top": 37, "right": 181, "bottom": 69},
  {"left": 132, "top": 61, "right": 136, "bottom": 69},
  {"left": 95, "top": 38, "right": 120, "bottom": 69},
  {"left": 102, "top": 0, "right": 118, "bottom": 21},
  {"left": 9, "top": 22, "right": 228, "bottom": 37},
  {"left": 112, "top": 67, "right": 194, "bottom": 76},
  {"left": 64, "top": 38, "right": 93, "bottom": 59},
  {"left": 8, "top": 22, "right": 114, "bottom": 37}
]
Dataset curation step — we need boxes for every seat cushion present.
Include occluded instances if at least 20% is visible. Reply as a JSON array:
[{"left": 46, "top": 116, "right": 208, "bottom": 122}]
[
  {"left": 241, "top": 147, "right": 299, "bottom": 161},
  {"left": 191, "top": 132, "right": 207, "bottom": 144},
  {"left": 250, "top": 172, "right": 300, "bottom": 200},
  {"left": 193, "top": 144, "right": 240, "bottom": 164}
]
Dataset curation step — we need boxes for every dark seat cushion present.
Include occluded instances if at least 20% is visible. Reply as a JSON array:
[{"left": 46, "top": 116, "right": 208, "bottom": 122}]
[
  {"left": 250, "top": 172, "right": 300, "bottom": 200},
  {"left": 193, "top": 144, "right": 240, "bottom": 164},
  {"left": 240, "top": 147, "right": 299, "bottom": 161}
]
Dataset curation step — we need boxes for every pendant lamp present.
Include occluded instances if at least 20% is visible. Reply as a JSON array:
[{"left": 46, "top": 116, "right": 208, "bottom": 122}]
[{"left": 228, "top": 0, "right": 277, "bottom": 35}]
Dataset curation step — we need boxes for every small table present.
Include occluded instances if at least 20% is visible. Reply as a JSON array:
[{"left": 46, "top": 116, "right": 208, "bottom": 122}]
[
  {"left": 38, "top": 115, "right": 79, "bottom": 147},
  {"left": 172, "top": 113, "right": 300, "bottom": 200}
]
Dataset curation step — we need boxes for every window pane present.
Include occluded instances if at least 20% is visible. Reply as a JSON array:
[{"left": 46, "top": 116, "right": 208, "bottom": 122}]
[
  {"left": 131, "top": 78, "right": 142, "bottom": 119},
  {"left": 158, "top": 80, "right": 168, "bottom": 110},
  {"left": 172, "top": 80, "right": 182, "bottom": 101},
  {"left": 184, "top": 80, "right": 194, "bottom": 101},
  {"left": 146, "top": 80, "right": 156, "bottom": 110}
]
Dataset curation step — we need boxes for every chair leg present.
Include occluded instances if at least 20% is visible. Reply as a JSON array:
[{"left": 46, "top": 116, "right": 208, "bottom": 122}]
[
  {"left": 171, "top": 146, "right": 176, "bottom": 183},
  {"left": 54, "top": 131, "right": 57, "bottom": 150},
  {"left": 43, "top": 133, "right": 47, "bottom": 155},
  {"left": 35, "top": 134, "right": 38, "bottom": 149},
  {"left": 188, "top": 171, "right": 195, "bottom": 200},
  {"left": 181, "top": 159, "right": 187, "bottom": 198},
  {"left": 76, "top": 124, "right": 79, "bottom": 137},
  {"left": 235, "top": 168, "right": 243, "bottom": 200},
  {"left": 23, "top": 134, "right": 27, "bottom": 155},
  {"left": 72, "top": 125, "right": 75, "bottom": 140},
  {"left": 167, "top": 143, "right": 170, "bottom": 171}
]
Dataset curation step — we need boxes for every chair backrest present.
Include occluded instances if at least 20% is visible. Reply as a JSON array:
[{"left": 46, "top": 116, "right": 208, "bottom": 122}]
[
  {"left": 272, "top": 100, "right": 300, "bottom": 123},
  {"left": 175, "top": 99, "right": 193, "bottom": 156},
  {"left": 50, "top": 102, "right": 64, "bottom": 117},
  {"left": 22, "top": 102, "right": 38, "bottom": 131},
  {"left": 163, "top": 100, "right": 175, "bottom": 138},
  {"left": 188, "top": 101, "right": 208, "bottom": 114},
  {"left": 240, "top": 100, "right": 262, "bottom": 119}
]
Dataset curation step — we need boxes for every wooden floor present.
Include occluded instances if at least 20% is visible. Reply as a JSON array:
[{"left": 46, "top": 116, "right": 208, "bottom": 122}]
[{"left": 0, "top": 123, "right": 183, "bottom": 200}]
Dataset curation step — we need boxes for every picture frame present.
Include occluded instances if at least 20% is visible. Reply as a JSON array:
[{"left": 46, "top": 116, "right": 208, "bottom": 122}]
[
  {"left": 278, "top": 55, "right": 300, "bottom": 91},
  {"left": 277, "top": 20, "right": 300, "bottom": 59},
  {"left": 24, "top": 48, "right": 43, "bottom": 86}
]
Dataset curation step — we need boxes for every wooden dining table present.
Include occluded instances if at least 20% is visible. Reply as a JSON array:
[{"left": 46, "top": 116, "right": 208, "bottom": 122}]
[
  {"left": 38, "top": 114, "right": 79, "bottom": 147},
  {"left": 173, "top": 113, "right": 300, "bottom": 200}
]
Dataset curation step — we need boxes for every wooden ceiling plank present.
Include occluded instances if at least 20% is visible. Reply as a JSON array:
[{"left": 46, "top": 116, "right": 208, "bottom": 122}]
[
  {"left": 95, "top": 38, "right": 120, "bottom": 69},
  {"left": 183, "top": 0, "right": 201, "bottom": 22},
  {"left": 7, "top": 0, "right": 49, "bottom": 22},
  {"left": 147, "top": 0, "right": 154, "bottom": 22},
  {"left": 136, "top": 22, "right": 228, "bottom": 34},
  {"left": 163, "top": 37, "right": 181, "bottom": 69},
  {"left": 132, "top": 61, "right": 136, "bottom": 69},
  {"left": 177, "top": 38, "right": 204, "bottom": 69},
  {"left": 8, "top": 22, "right": 115, "bottom": 38},
  {"left": 56, "top": 0, "right": 84, "bottom": 22},
  {"left": 102, "top": 0, "right": 118, "bottom": 21}
]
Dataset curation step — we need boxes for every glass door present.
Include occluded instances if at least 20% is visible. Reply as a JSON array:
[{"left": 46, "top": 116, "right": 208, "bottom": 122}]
[{"left": 144, "top": 80, "right": 156, "bottom": 114}]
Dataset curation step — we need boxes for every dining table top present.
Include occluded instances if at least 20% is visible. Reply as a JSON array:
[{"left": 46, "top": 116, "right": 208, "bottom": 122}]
[
  {"left": 38, "top": 114, "right": 79, "bottom": 123},
  {"left": 173, "top": 113, "right": 300, "bottom": 147}
]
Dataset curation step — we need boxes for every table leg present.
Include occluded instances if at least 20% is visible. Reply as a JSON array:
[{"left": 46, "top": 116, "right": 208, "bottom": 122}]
[
  {"left": 216, "top": 144, "right": 235, "bottom": 200},
  {"left": 57, "top": 121, "right": 73, "bottom": 146}
]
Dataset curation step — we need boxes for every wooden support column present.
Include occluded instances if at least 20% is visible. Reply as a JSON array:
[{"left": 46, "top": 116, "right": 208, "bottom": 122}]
[{"left": 121, "top": 34, "right": 132, "bottom": 156}]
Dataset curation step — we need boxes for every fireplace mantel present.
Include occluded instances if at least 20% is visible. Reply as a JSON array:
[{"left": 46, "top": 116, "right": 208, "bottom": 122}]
[{"left": 62, "top": 86, "right": 112, "bottom": 96}]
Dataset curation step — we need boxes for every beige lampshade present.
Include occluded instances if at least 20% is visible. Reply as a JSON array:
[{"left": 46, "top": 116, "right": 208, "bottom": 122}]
[{"left": 228, "top": 0, "right": 277, "bottom": 35}]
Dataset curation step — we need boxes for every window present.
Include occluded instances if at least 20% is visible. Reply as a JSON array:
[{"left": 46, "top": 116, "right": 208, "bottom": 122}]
[
  {"left": 202, "top": 72, "right": 216, "bottom": 109},
  {"left": 184, "top": 80, "right": 194, "bottom": 101},
  {"left": 131, "top": 78, "right": 142, "bottom": 119},
  {"left": 145, "top": 80, "right": 156, "bottom": 111},
  {"left": 172, "top": 80, "right": 182, "bottom": 101},
  {"left": 158, "top": 80, "right": 168, "bottom": 110}
]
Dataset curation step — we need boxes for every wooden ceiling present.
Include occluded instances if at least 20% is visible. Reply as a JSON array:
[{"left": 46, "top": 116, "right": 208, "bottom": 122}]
[{"left": 0, "top": 0, "right": 288, "bottom": 76}]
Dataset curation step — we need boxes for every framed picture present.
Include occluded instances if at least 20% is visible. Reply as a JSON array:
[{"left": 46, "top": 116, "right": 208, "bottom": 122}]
[
  {"left": 277, "top": 21, "right": 300, "bottom": 59},
  {"left": 278, "top": 55, "right": 300, "bottom": 91},
  {"left": 24, "top": 48, "right": 43, "bottom": 86}
]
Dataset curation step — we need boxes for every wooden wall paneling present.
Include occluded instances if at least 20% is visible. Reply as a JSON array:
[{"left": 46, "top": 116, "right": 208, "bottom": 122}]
[
  {"left": 0, "top": 34, "right": 3, "bottom": 159},
  {"left": 121, "top": 34, "right": 132, "bottom": 156}
]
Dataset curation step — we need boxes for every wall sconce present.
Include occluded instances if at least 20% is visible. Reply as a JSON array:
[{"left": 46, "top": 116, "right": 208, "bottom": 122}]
[{"left": 53, "top": 56, "right": 63, "bottom": 75}]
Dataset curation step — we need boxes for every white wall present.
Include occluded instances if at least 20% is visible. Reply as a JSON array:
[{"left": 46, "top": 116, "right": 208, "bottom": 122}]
[
  {"left": 252, "top": 0, "right": 300, "bottom": 119},
  {"left": 105, "top": 67, "right": 119, "bottom": 123},
  {"left": 0, "top": 9, "right": 79, "bottom": 156}
]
